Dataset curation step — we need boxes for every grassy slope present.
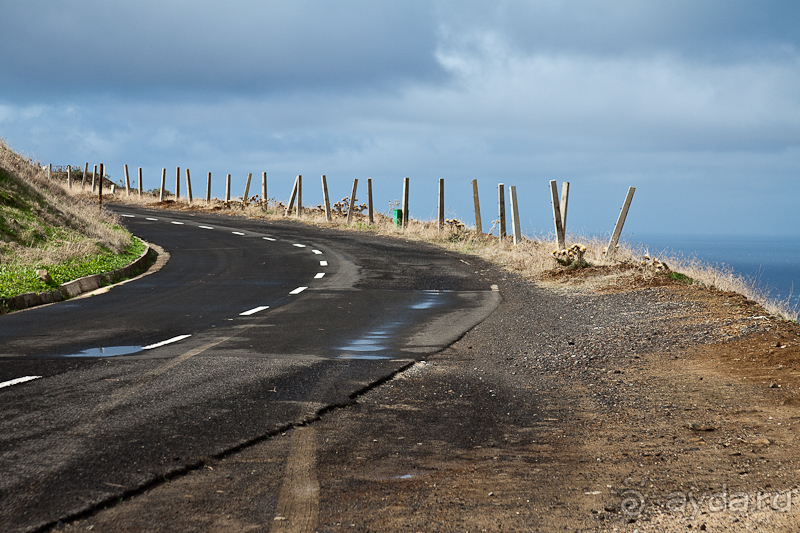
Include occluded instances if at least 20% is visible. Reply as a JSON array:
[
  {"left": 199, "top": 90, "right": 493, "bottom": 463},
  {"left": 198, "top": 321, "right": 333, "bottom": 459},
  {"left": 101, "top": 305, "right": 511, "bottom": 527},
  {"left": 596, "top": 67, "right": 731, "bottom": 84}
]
[{"left": 0, "top": 140, "right": 141, "bottom": 299}]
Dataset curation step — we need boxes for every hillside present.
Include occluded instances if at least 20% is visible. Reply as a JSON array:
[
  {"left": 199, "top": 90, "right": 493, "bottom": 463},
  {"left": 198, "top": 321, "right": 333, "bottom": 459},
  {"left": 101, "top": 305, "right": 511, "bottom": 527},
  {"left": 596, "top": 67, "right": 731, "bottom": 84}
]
[{"left": 0, "top": 140, "right": 140, "bottom": 301}]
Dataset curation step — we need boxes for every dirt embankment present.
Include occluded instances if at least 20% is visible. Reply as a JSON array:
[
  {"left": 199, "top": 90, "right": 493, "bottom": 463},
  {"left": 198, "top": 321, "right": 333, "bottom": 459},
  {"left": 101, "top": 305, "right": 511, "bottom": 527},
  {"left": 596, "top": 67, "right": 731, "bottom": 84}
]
[{"left": 61, "top": 266, "right": 800, "bottom": 532}]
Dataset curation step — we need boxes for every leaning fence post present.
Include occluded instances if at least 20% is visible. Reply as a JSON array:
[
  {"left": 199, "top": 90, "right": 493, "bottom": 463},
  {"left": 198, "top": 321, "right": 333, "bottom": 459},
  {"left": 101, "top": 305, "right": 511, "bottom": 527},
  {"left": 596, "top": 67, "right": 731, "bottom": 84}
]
[
  {"left": 243, "top": 172, "right": 252, "bottom": 205},
  {"left": 402, "top": 177, "right": 409, "bottom": 228},
  {"left": 124, "top": 164, "right": 131, "bottom": 196},
  {"left": 550, "top": 180, "right": 565, "bottom": 249},
  {"left": 67, "top": 166, "right": 72, "bottom": 189},
  {"left": 92, "top": 165, "right": 97, "bottom": 193},
  {"left": 438, "top": 178, "right": 445, "bottom": 231},
  {"left": 509, "top": 185, "right": 522, "bottom": 245},
  {"left": 261, "top": 172, "right": 267, "bottom": 207},
  {"left": 367, "top": 177, "right": 374, "bottom": 224},
  {"left": 225, "top": 174, "right": 231, "bottom": 203},
  {"left": 604, "top": 186, "right": 636, "bottom": 259},
  {"left": 472, "top": 179, "right": 482, "bottom": 234},
  {"left": 186, "top": 168, "right": 193, "bottom": 204},
  {"left": 206, "top": 172, "right": 212, "bottom": 203},
  {"left": 159, "top": 168, "right": 166, "bottom": 202},
  {"left": 286, "top": 176, "right": 298, "bottom": 216},
  {"left": 346, "top": 178, "right": 359, "bottom": 225},
  {"left": 321, "top": 175, "right": 332, "bottom": 222},
  {"left": 138, "top": 167, "right": 143, "bottom": 197},
  {"left": 560, "top": 181, "right": 569, "bottom": 236},
  {"left": 175, "top": 167, "right": 180, "bottom": 200},
  {"left": 82, "top": 162, "right": 88, "bottom": 190},
  {"left": 498, "top": 183, "right": 506, "bottom": 238}
]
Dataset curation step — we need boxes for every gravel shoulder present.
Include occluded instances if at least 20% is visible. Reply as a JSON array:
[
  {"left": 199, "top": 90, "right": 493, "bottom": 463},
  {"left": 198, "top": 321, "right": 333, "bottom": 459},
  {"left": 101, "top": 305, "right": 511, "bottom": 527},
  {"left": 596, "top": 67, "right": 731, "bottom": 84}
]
[{"left": 59, "top": 239, "right": 800, "bottom": 532}]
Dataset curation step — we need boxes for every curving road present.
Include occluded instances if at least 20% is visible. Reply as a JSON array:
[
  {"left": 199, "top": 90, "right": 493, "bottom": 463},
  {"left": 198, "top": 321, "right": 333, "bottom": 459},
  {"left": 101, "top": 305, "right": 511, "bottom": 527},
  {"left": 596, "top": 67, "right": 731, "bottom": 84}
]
[{"left": 0, "top": 205, "right": 500, "bottom": 532}]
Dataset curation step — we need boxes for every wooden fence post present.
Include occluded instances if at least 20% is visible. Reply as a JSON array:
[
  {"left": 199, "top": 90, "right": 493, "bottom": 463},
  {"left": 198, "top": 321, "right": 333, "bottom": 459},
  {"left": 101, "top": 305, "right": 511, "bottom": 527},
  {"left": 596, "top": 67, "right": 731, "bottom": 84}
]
[
  {"left": 175, "top": 167, "right": 180, "bottom": 200},
  {"left": 286, "top": 176, "right": 298, "bottom": 216},
  {"left": 138, "top": 167, "right": 143, "bottom": 197},
  {"left": 124, "top": 164, "right": 131, "bottom": 196},
  {"left": 604, "top": 186, "right": 636, "bottom": 259},
  {"left": 550, "top": 180, "right": 565, "bottom": 249},
  {"left": 48, "top": 164, "right": 52, "bottom": 180},
  {"left": 225, "top": 174, "right": 231, "bottom": 203},
  {"left": 82, "top": 162, "right": 88, "bottom": 190},
  {"left": 438, "top": 178, "right": 445, "bottom": 231},
  {"left": 560, "top": 181, "right": 570, "bottom": 236},
  {"left": 186, "top": 168, "right": 193, "bottom": 204},
  {"left": 498, "top": 183, "right": 506, "bottom": 238},
  {"left": 402, "top": 177, "right": 409, "bottom": 228},
  {"left": 472, "top": 179, "right": 482, "bottom": 234},
  {"left": 296, "top": 175, "right": 303, "bottom": 218},
  {"left": 261, "top": 172, "right": 267, "bottom": 207},
  {"left": 346, "top": 178, "right": 358, "bottom": 225},
  {"left": 206, "top": 172, "right": 212, "bottom": 203},
  {"left": 67, "top": 166, "right": 72, "bottom": 189},
  {"left": 509, "top": 185, "right": 522, "bottom": 245},
  {"left": 92, "top": 165, "right": 97, "bottom": 193},
  {"left": 321, "top": 175, "right": 332, "bottom": 222},
  {"left": 159, "top": 168, "right": 166, "bottom": 202},
  {"left": 98, "top": 163, "right": 104, "bottom": 211},
  {"left": 243, "top": 172, "right": 252, "bottom": 205},
  {"left": 367, "top": 177, "right": 374, "bottom": 224}
]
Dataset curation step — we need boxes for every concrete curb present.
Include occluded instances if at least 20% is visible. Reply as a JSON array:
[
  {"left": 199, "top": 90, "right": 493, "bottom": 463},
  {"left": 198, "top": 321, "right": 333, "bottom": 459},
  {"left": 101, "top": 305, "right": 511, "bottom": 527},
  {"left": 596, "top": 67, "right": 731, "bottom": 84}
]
[{"left": 0, "top": 240, "right": 156, "bottom": 313}]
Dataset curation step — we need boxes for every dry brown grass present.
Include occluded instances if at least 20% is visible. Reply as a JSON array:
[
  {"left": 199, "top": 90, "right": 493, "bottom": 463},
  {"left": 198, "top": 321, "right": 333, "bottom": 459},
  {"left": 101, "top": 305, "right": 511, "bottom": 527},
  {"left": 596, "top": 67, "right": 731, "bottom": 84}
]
[{"left": 0, "top": 140, "right": 129, "bottom": 267}]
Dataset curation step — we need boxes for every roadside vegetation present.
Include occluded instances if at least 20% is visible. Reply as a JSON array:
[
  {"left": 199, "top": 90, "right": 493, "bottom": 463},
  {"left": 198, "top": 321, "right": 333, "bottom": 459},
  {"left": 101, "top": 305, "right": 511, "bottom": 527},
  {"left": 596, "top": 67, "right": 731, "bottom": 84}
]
[
  {"left": 0, "top": 140, "right": 139, "bottom": 301},
  {"left": 77, "top": 182, "right": 799, "bottom": 323}
]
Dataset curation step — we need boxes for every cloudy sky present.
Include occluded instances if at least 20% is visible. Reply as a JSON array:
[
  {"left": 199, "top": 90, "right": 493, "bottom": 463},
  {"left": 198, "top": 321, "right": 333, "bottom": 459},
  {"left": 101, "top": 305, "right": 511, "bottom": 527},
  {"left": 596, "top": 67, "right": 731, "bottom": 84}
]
[{"left": 2, "top": 1, "right": 798, "bottom": 238}]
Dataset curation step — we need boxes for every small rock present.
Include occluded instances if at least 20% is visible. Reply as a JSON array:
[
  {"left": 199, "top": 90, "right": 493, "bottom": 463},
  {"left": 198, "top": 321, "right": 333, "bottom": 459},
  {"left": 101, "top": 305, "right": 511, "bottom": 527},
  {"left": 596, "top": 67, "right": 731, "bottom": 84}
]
[
  {"left": 36, "top": 269, "right": 51, "bottom": 283},
  {"left": 769, "top": 382, "right": 779, "bottom": 388},
  {"left": 751, "top": 438, "right": 771, "bottom": 446}
]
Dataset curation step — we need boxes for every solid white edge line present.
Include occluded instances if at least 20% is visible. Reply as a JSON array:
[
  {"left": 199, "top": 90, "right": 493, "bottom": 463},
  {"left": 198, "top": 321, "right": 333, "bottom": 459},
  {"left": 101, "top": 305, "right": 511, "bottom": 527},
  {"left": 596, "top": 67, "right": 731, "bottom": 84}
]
[
  {"left": 319, "top": 260, "right": 328, "bottom": 266},
  {"left": 293, "top": 243, "right": 306, "bottom": 248},
  {"left": 142, "top": 334, "right": 192, "bottom": 350},
  {"left": 198, "top": 225, "right": 214, "bottom": 230},
  {"left": 239, "top": 305, "right": 270, "bottom": 316},
  {"left": 289, "top": 286, "right": 308, "bottom": 295},
  {"left": 312, "top": 249, "right": 322, "bottom": 254},
  {"left": 0, "top": 376, "right": 42, "bottom": 389},
  {"left": 232, "top": 231, "right": 245, "bottom": 235},
  {"left": 171, "top": 221, "right": 185, "bottom": 225},
  {"left": 314, "top": 273, "right": 325, "bottom": 279},
  {"left": 263, "top": 237, "right": 276, "bottom": 241}
]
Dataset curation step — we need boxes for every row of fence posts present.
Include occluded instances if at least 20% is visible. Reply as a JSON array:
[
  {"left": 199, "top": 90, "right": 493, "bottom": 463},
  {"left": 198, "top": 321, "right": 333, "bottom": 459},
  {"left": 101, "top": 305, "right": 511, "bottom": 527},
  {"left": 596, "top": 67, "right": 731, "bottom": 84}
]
[{"left": 51, "top": 162, "right": 635, "bottom": 258}]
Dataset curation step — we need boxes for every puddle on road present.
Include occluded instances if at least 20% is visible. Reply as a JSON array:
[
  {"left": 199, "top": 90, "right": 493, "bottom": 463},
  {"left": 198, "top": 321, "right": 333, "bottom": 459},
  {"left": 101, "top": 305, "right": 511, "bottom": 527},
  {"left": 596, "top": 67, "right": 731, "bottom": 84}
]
[
  {"left": 62, "top": 346, "right": 143, "bottom": 357},
  {"left": 335, "top": 291, "right": 447, "bottom": 360}
]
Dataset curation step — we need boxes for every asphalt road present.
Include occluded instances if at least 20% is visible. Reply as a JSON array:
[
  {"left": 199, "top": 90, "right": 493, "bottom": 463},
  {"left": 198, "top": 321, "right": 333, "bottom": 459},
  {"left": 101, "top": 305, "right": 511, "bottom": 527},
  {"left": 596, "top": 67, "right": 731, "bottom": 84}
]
[{"left": 0, "top": 205, "right": 500, "bottom": 532}]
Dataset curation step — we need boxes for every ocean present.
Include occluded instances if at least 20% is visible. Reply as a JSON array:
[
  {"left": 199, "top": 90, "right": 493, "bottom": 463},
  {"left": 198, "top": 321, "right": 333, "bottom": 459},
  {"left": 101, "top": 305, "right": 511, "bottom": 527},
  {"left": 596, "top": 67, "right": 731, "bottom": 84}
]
[{"left": 630, "top": 233, "right": 800, "bottom": 311}]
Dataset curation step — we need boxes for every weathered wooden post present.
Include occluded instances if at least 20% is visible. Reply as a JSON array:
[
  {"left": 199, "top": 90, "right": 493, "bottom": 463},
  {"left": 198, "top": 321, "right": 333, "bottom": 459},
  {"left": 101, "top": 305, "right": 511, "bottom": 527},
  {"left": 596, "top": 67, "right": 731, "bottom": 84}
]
[
  {"left": 296, "top": 175, "right": 303, "bottom": 218},
  {"left": 67, "top": 166, "right": 72, "bottom": 189},
  {"left": 438, "top": 178, "right": 445, "bottom": 231},
  {"left": 206, "top": 172, "right": 212, "bottom": 203},
  {"left": 48, "top": 164, "right": 52, "bottom": 180},
  {"left": 550, "top": 180, "right": 565, "bottom": 249},
  {"left": 175, "top": 167, "right": 180, "bottom": 200},
  {"left": 243, "top": 172, "right": 252, "bottom": 205},
  {"left": 82, "top": 162, "right": 88, "bottom": 190},
  {"left": 346, "top": 178, "right": 358, "bottom": 225},
  {"left": 498, "top": 183, "right": 506, "bottom": 238},
  {"left": 367, "top": 177, "right": 374, "bottom": 224},
  {"left": 560, "top": 181, "right": 569, "bottom": 235},
  {"left": 472, "top": 179, "right": 482, "bottom": 234},
  {"left": 509, "top": 185, "right": 522, "bottom": 245},
  {"left": 138, "top": 167, "right": 143, "bottom": 197},
  {"left": 261, "top": 172, "right": 267, "bottom": 207},
  {"left": 321, "top": 175, "right": 332, "bottom": 222},
  {"left": 402, "top": 177, "right": 409, "bottom": 228},
  {"left": 604, "top": 186, "right": 636, "bottom": 259},
  {"left": 124, "top": 164, "right": 131, "bottom": 196},
  {"left": 98, "top": 163, "right": 104, "bottom": 211},
  {"left": 159, "top": 168, "right": 166, "bottom": 202},
  {"left": 185, "top": 168, "right": 193, "bottom": 204},
  {"left": 92, "top": 165, "right": 97, "bottom": 193},
  {"left": 225, "top": 174, "right": 231, "bottom": 203},
  {"left": 286, "top": 176, "right": 298, "bottom": 216}
]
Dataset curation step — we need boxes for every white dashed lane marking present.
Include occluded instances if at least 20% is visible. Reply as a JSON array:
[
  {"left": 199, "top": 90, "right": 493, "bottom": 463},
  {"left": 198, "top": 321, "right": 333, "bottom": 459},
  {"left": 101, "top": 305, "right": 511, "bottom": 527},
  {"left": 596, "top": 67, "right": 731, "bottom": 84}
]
[
  {"left": 0, "top": 376, "right": 42, "bottom": 389},
  {"left": 240, "top": 306, "right": 270, "bottom": 316},
  {"left": 314, "top": 273, "right": 325, "bottom": 279},
  {"left": 319, "top": 260, "right": 328, "bottom": 267},
  {"left": 293, "top": 244, "right": 306, "bottom": 248},
  {"left": 146, "top": 217, "right": 158, "bottom": 221},
  {"left": 232, "top": 231, "right": 245, "bottom": 236},
  {"left": 121, "top": 214, "right": 135, "bottom": 218},
  {"left": 142, "top": 335, "right": 192, "bottom": 350},
  {"left": 171, "top": 221, "right": 184, "bottom": 225},
  {"left": 312, "top": 250, "right": 322, "bottom": 254},
  {"left": 263, "top": 237, "right": 276, "bottom": 241},
  {"left": 289, "top": 287, "right": 308, "bottom": 295},
  {"left": 198, "top": 225, "right": 214, "bottom": 230}
]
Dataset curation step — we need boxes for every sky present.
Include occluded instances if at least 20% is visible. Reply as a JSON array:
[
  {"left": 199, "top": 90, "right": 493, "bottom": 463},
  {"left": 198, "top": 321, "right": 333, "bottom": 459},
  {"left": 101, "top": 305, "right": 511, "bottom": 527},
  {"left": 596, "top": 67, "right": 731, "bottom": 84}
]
[{"left": 1, "top": 0, "right": 799, "bottom": 239}]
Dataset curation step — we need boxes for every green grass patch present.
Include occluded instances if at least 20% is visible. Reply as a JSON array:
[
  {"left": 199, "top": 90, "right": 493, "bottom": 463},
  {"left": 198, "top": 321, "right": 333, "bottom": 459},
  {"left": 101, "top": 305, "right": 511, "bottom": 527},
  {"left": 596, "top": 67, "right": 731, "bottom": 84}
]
[
  {"left": 669, "top": 272, "right": 693, "bottom": 284},
  {"left": 0, "top": 237, "right": 146, "bottom": 299}
]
